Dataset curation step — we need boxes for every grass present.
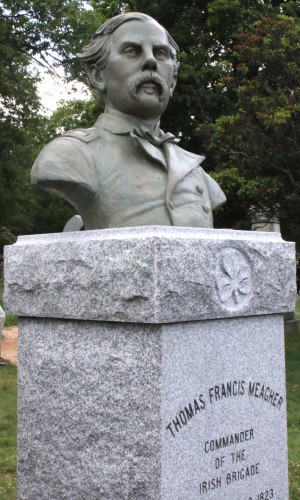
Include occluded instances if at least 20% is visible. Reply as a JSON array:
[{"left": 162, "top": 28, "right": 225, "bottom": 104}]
[
  {"left": 0, "top": 279, "right": 18, "bottom": 328},
  {"left": 294, "top": 299, "right": 300, "bottom": 320},
  {"left": 286, "top": 300, "right": 300, "bottom": 499},
  {"left": 1, "top": 315, "right": 18, "bottom": 329},
  {"left": 0, "top": 317, "right": 299, "bottom": 499},
  {"left": 0, "top": 365, "right": 17, "bottom": 499},
  {"left": 0, "top": 278, "right": 18, "bottom": 498}
]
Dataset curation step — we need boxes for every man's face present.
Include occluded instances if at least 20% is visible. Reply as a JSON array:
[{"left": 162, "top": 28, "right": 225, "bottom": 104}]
[{"left": 98, "top": 20, "right": 177, "bottom": 120}]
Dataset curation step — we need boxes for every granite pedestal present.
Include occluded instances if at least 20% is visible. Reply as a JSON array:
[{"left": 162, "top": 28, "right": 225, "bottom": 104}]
[{"left": 4, "top": 227, "right": 295, "bottom": 499}]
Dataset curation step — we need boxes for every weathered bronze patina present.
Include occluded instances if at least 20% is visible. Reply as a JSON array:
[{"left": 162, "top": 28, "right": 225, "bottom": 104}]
[{"left": 31, "top": 12, "right": 226, "bottom": 229}]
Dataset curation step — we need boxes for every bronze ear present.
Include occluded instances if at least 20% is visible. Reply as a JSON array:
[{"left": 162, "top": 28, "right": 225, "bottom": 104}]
[
  {"left": 88, "top": 64, "right": 106, "bottom": 93},
  {"left": 169, "top": 74, "right": 177, "bottom": 98}
]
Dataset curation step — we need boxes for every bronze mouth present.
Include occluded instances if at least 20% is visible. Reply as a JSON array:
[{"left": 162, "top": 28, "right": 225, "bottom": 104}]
[{"left": 128, "top": 71, "right": 168, "bottom": 102}]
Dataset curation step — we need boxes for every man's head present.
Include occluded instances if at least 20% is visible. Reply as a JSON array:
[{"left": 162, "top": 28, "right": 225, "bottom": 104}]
[{"left": 77, "top": 13, "right": 179, "bottom": 120}]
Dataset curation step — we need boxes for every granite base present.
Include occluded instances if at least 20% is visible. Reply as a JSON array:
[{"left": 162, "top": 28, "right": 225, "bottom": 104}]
[
  {"left": 5, "top": 227, "right": 293, "bottom": 499},
  {"left": 18, "top": 314, "right": 288, "bottom": 499}
]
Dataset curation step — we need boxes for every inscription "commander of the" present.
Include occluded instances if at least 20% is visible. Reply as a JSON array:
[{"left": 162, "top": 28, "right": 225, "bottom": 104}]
[{"left": 204, "top": 428, "right": 254, "bottom": 454}]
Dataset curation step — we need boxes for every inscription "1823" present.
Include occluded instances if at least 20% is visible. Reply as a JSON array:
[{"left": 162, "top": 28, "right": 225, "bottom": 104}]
[{"left": 248, "top": 489, "right": 274, "bottom": 500}]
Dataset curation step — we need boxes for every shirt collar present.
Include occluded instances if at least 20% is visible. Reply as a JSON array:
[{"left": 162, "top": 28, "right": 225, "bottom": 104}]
[{"left": 94, "top": 110, "right": 161, "bottom": 136}]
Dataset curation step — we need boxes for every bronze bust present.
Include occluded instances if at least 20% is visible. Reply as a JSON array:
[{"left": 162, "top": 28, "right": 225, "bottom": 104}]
[{"left": 31, "top": 12, "right": 226, "bottom": 229}]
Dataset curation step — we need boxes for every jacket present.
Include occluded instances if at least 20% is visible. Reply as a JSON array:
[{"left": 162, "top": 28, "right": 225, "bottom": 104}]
[{"left": 31, "top": 112, "right": 226, "bottom": 229}]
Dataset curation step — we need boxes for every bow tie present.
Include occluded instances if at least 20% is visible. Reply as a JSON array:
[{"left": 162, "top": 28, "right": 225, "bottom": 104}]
[
  {"left": 131, "top": 126, "right": 180, "bottom": 147},
  {"left": 130, "top": 126, "right": 180, "bottom": 170}
]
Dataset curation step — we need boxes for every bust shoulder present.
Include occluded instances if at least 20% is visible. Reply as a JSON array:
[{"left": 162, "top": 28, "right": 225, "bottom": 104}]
[
  {"left": 62, "top": 127, "right": 102, "bottom": 143},
  {"left": 31, "top": 126, "right": 102, "bottom": 190}
]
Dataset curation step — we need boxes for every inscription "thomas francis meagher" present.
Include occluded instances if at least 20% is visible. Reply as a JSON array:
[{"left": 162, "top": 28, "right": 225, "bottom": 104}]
[
  {"left": 166, "top": 394, "right": 206, "bottom": 438},
  {"left": 208, "top": 380, "right": 283, "bottom": 410},
  {"left": 166, "top": 380, "right": 283, "bottom": 438}
]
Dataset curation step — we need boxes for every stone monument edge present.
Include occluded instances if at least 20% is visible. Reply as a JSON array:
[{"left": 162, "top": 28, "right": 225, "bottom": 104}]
[{"left": 3, "top": 226, "right": 296, "bottom": 322}]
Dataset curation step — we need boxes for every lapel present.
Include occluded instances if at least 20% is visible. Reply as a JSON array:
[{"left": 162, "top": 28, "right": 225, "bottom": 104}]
[
  {"left": 130, "top": 132, "right": 167, "bottom": 169},
  {"left": 94, "top": 114, "right": 206, "bottom": 200},
  {"left": 95, "top": 113, "right": 169, "bottom": 170},
  {"left": 163, "top": 142, "right": 205, "bottom": 203}
]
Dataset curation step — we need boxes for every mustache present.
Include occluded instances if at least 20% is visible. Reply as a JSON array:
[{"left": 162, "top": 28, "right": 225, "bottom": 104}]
[{"left": 127, "top": 71, "right": 169, "bottom": 102}]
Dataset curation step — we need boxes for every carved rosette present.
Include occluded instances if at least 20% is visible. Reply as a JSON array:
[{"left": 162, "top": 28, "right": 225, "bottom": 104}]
[{"left": 215, "top": 248, "right": 252, "bottom": 311}]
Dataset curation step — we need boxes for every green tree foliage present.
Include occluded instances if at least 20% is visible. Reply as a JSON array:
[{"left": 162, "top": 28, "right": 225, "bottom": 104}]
[
  {"left": 0, "top": 2, "right": 39, "bottom": 250},
  {"left": 201, "top": 11, "right": 300, "bottom": 240},
  {"left": 1, "top": 0, "right": 299, "bottom": 249},
  {"left": 44, "top": 99, "right": 101, "bottom": 137},
  {"left": 0, "top": 1, "right": 101, "bottom": 251}
]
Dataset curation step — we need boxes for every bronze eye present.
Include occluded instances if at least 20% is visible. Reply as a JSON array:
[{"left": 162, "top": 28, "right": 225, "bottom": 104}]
[
  {"left": 155, "top": 49, "right": 167, "bottom": 60},
  {"left": 124, "top": 46, "right": 138, "bottom": 57}
]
